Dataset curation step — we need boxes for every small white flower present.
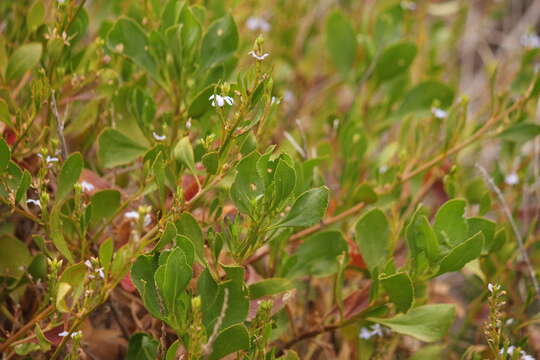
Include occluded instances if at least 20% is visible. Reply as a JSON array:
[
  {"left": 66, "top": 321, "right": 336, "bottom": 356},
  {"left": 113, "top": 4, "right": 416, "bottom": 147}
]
[
  {"left": 246, "top": 17, "right": 270, "bottom": 33},
  {"left": 46, "top": 155, "right": 59, "bottom": 164},
  {"left": 521, "top": 351, "right": 534, "bottom": 360},
  {"left": 520, "top": 33, "right": 540, "bottom": 49},
  {"left": 505, "top": 173, "right": 519, "bottom": 186},
  {"left": 96, "top": 267, "right": 105, "bottom": 279},
  {"left": 70, "top": 330, "right": 82, "bottom": 338},
  {"left": 84, "top": 260, "right": 93, "bottom": 269},
  {"left": 370, "top": 324, "right": 384, "bottom": 337},
  {"left": 152, "top": 132, "right": 166, "bottom": 141},
  {"left": 379, "top": 165, "right": 389, "bottom": 174},
  {"left": 80, "top": 181, "right": 95, "bottom": 193},
  {"left": 248, "top": 50, "right": 270, "bottom": 61},
  {"left": 144, "top": 214, "right": 152, "bottom": 227},
  {"left": 26, "top": 199, "right": 41, "bottom": 208},
  {"left": 505, "top": 318, "right": 515, "bottom": 326},
  {"left": 359, "top": 327, "right": 372, "bottom": 339},
  {"left": 400, "top": 1, "right": 417, "bottom": 10},
  {"left": 58, "top": 331, "right": 69, "bottom": 337},
  {"left": 88, "top": 274, "right": 95, "bottom": 279},
  {"left": 500, "top": 345, "right": 516, "bottom": 355},
  {"left": 283, "top": 90, "right": 295, "bottom": 104},
  {"left": 186, "top": 119, "right": 192, "bottom": 129},
  {"left": 223, "top": 96, "right": 234, "bottom": 105},
  {"left": 124, "top": 211, "right": 140, "bottom": 220},
  {"left": 271, "top": 96, "right": 281, "bottom": 105},
  {"left": 358, "top": 324, "right": 387, "bottom": 340},
  {"left": 209, "top": 94, "right": 234, "bottom": 107},
  {"left": 432, "top": 107, "right": 448, "bottom": 119},
  {"left": 488, "top": 283, "right": 496, "bottom": 293}
]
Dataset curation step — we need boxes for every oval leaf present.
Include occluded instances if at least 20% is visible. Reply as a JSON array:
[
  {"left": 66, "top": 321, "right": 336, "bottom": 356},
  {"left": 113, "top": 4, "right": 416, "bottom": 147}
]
[
  {"left": 275, "top": 186, "right": 329, "bottom": 228},
  {"left": 355, "top": 208, "right": 390, "bottom": 272},
  {"left": 57, "top": 152, "right": 84, "bottom": 203},
  {"left": 98, "top": 128, "right": 148, "bottom": 168},
  {"left": 369, "top": 304, "right": 456, "bottom": 342}
]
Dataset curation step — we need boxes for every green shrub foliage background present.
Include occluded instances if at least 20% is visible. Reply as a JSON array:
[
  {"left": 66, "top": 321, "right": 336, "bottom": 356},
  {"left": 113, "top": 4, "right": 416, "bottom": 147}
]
[{"left": 0, "top": 0, "right": 539, "bottom": 359}]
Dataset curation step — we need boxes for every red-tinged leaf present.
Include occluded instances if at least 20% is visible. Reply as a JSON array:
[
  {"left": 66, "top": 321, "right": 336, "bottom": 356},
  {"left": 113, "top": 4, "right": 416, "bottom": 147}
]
[
  {"left": 347, "top": 238, "right": 367, "bottom": 270},
  {"left": 182, "top": 174, "right": 204, "bottom": 201},
  {"left": 4, "top": 127, "right": 16, "bottom": 146},
  {"left": 121, "top": 274, "right": 136, "bottom": 293},
  {"left": 342, "top": 286, "right": 370, "bottom": 318},
  {"left": 43, "top": 324, "right": 66, "bottom": 347}
]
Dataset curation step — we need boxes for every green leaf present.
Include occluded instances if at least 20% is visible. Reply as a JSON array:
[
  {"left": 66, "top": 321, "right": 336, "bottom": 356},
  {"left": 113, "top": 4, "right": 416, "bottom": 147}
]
[
  {"left": 202, "top": 151, "right": 219, "bottom": 175},
  {"left": 50, "top": 207, "right": 75, "bottom": 263},
  {"left": 369, "top": 304, "right": 456, "bottom": 342},
  {"left": 399, "top": 81, "right": 454, "bottom": 114},
  {"left": 0, "top": 138, "right": 11, "bottom": 172},
  {"left": 131, "top": 254, "right": 162, "bottom": 318},
  {"left": 379, "top": 272, "right": 414, "bottom": 313},
  {"left": 406, "top": 212, "right": 440, "bottom": 265},
  {"left": 98, "top": 128, "right": 148, "bottom": 168},
  {"left": 0, "top": 236, "right": 31, "bottom": 277},
  {"left": 57, "top": 153, "right": 83, "bottom": 203},
  {"left": 26, "top": 1, "right": 45, "bottom": 31},
  {"left": 188, "top": 84, "right": 214, "bottom": 118},
  {"left": 6, "top": 43, "right": 42, "bottom": 81},
  {"left": 56, "top": 263, "right": 86, "bottom": 313},
  {"left": 249, "top": 278, "right": 295, "bottom": 299},
  {"left": 353, "top": 183, "right": 378, "bottom": 204},
  {"left": 198, "top": 267, "right": 249, "bottom": 333},
  {"left": 409, "top": 345, "right": 445, "bottom": 360},
  {"left": 468, "top": 217, "right": 495, "bottom": 254},
  {"left": 325, "top": 10, "right": 357, "bottom": 74},
  {"left": 498, "top": 122, "right": 540, "bottom": 143},
  {"left": 208, "top": 324, "right": 250, "bottom": 360},
  {"left": 98, "top": 238, "right": 114, "bottom": 275},
  {"left": 180, "top": 6, "right": 202, "bottom": 55},
  {"left": 275, "top": 186, "right": 329, "bottom": 228},
  {"left": 174, "top": 136, "right": 195, "bottom": 172},
  {"left": 130, "top": 88, "right": 156, "bottom": 133},
  {"left": 126, "top": 333, "right": 159, "bottom": 360},
  {"left": 155, "top": 222, "right": 177, "bottom": 252},
  {"left": 15, "top": 170, "right": 31, "bottom": 204},
  {"left": 272, "top": 159, "right": 296, "bottom": 208},
  {"left": 155, "top": 247, "right": 192, "bottom": 315},
  {"left": 284, "top": 231, "right": 347, "bottom": 278},
  {"left": 200, "top": 14, "right": 239, "bottom": 69},
  {"left": 106, "top": 18, "right": 161, "bottom": 82},
  {"left": 28, "top": 253, "right": 48, "bottom": 280},
  {"left": 90, "top": 190, "right": 121, "bottom": 225},
  {"left": 175, "top": 213, "right": 204, "bottom": 263},
  {"left": 165, "top": 340, "right": 180, "bottom": 360},
  {"left": 436, "top": 232, "right": 484, "bottom": 276},
  {"left": 230, "top": 152, "right": 264, "bottom": 215},
  {"left": 355, "top": 208, "right": 390, "bottom": 271},
  {"left": 374, "top": 41, "right": 416, "bottom": 83},
  {"left": 433, "top": 199, "right": 468, "bottom": 247}
]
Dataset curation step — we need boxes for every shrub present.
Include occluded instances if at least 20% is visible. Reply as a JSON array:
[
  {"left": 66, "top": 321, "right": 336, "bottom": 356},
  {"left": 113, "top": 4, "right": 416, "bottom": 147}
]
[{"left": 0, "top": 1, "right": 539, "bottom": 359}]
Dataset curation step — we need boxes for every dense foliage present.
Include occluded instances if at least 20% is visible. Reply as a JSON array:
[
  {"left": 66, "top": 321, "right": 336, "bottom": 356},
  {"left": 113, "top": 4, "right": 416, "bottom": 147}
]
[{"left": 1, "top": 0, "right": 540, "bottom": 359}]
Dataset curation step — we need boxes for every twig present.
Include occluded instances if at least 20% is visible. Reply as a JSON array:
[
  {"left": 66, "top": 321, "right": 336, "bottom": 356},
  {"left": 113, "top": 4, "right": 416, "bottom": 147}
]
[
  {"left": 277, "top": 323, "right": 339, "bottom": 355},
  {"left": 476, "top": 164, "right": 540, "bottom": 299},
  {"left": 246, "top": 91, "right": 530, "bottom": 266},
  {"left": 203, "top": 288, "right": 229, "bottom": 357},
  {"left": 0, "top": 305, "right": 54, "bottom": 353},
  {"left": 106, "top": 298, "right": 129, "bottom": 339},
  {"left": 50, "top": 91, "right": 68, "bottom": 160}
]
